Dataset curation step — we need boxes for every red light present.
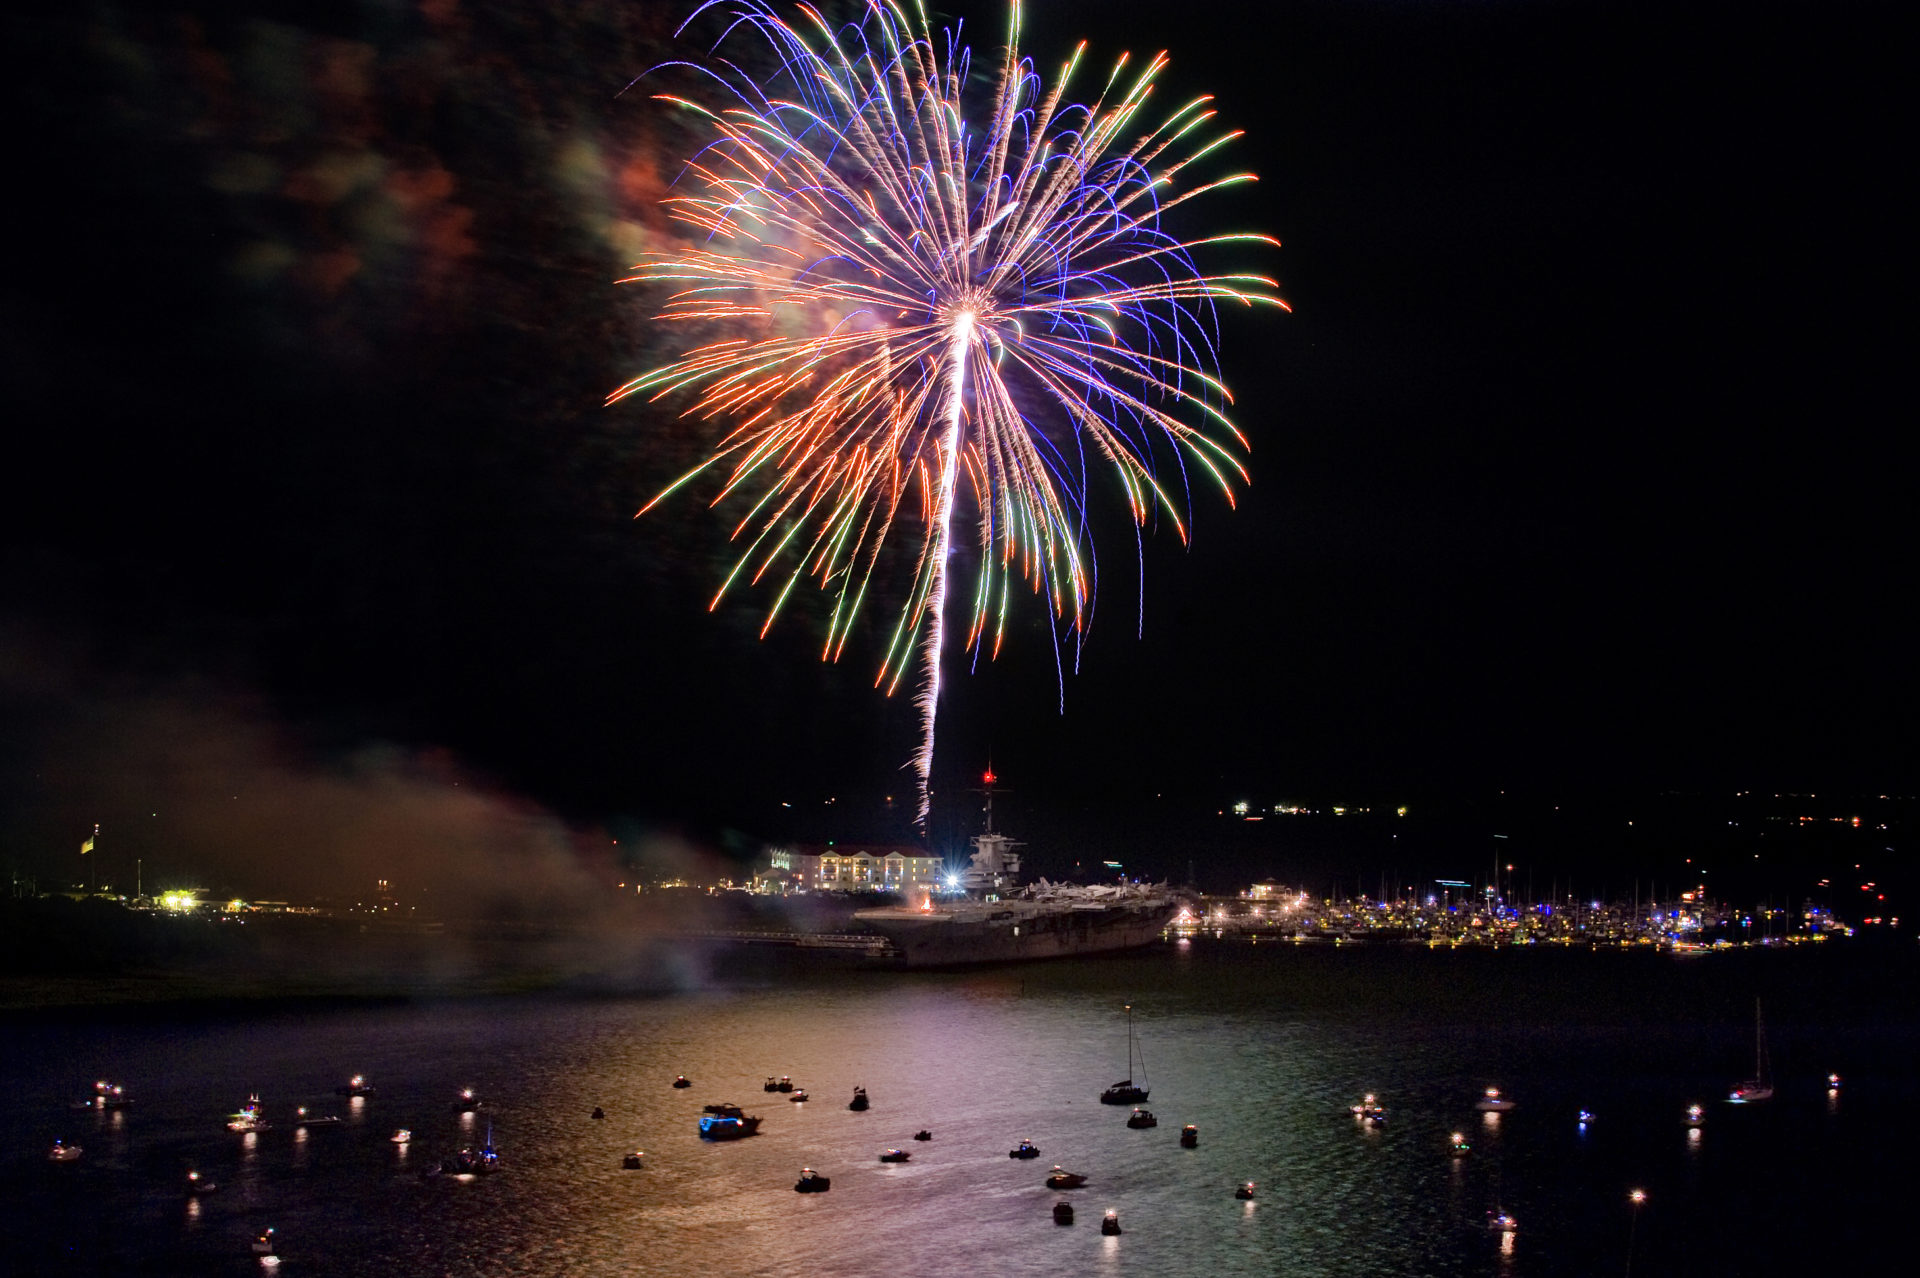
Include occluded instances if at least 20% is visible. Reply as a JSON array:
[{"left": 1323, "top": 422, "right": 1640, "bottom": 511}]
[{"left": 983, "top": 769, "right": 996, "bottom": 784}]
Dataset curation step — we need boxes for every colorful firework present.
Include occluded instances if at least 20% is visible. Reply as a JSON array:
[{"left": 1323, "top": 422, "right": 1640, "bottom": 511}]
[{"left": 614, "top": 0, "right": 1285, "bottom": 823}]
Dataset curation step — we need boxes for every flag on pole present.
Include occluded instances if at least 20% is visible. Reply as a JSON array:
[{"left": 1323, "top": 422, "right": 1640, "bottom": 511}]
[{"left": 80, "top": 836, "right": 94, "bottom": 855}]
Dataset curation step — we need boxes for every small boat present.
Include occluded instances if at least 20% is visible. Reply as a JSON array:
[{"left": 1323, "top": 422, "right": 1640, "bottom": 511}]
[
  {"left": 1577, "top": 1109, "right": 1596, "bottom": 1124},
  {"left": 441, "top": 1142, "right": 499, "bottom": 1175},
  {"left": 764, "top": 1077, "right": 780, "bottom": 1092},
  {"left": 1052, "top": 1201, "right": 1075, "bottom": 1226},
  {"left": 48, "top": 1140, "right": 82, "bottom": 1162},
  {"left": 672, "top": 1075, "right": 692, "bottom": 1089},
  {"left": 1101, "top": 1210, "right": 1123, "bottom": 1236},
  {"left": 698, "top": 1103, "right": 763, "bottom": 1140},
  {"left": 184, "top": 1169, "right": 219, "bottom": 1195},
  {"left": 334, "top": 1074, "right": 375, "bottom": 1098},
  {"left": 1729, "top": 998, "right": 1775, "bottom": 1102},
  {"left": 794, "top": 1167, "right": 831, "bottom": 1193},
  {"left": 789, "top": 1089, "right": 809, "bottom": 1103},
  {"left": 227, "top": 1095, "right": 270, "bottom": 1132},
  {"left": 390, "top": 1129, "right": 411, "bottom": 1144},
  {"left": 1234, "top": 1181, "right": 1256, "bottom": 1201},
  {"left": 1474, "top": 1087, "right": 1516, "bottom": 1113},
  {"left": 452, "top": 1088, "right": 486, "bottom": 1112},
  {"left": 1180, "top": 1125, "right": 1199, "bottom": 1148},
  {"left": 848, "top": 1087, "right": 870, "bottom": 1112},
  {"left": 252, "top": 1228, "right": 277, "bottom": 1256},
  {"left": 591, "top": 1107, "right": 605, "bottom": 1120},
  {"left": 1349, "top": 1093, "right": 1385, "bottom": 1119},
  {"left": 1099, "top": 1003, "right": 1151, "bottom": 1105},
  {"left": 622, "top": 1151, "right": 644, "bottom": 1169},
  {"left": 71, "top": 1080, "right": 133, "bottom": 1111},
  {"left": 776, "top": 1076, "right": 794, "bottom": 1093},
  {"left": 1450, "top": 1132, "right": 1471, "bottom": 1156},
  {"left": 879, "top": 1148, "right": 911, "bottom": 1163},
  {"left": 294, "top": 1106, "right": 341, "bottom": 1127},
  {"left": 1828, "top": 1072, "right": 1842, "bottom": 1091},
  {"left": 1010, "top": 1139, "right": 1041, "bottom": 1159},
  {"left": 1126, "top": 1108, "right": 1157, "bottom": 1129},
  {"left": 1045, "top": 1165, "right": 1088, "bottom": 1189},
  {"left": 1487, "top": 1211, "right": 1518, "bottom": 1234},
  {"left": 1685, "top": 1103, "right": 1705, "bottom": 1127},
  {"left": 913, "top": 1130, "right": 932, "bottom": 1142}
]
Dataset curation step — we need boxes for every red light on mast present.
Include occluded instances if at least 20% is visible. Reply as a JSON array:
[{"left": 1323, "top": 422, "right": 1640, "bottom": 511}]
[{"left": 983, "top": 768, "right": 996, "bottom": 785}]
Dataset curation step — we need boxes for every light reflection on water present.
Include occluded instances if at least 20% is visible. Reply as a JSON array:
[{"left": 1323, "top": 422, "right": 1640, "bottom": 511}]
[{"left": 0, "top": 941, "right": 1912, "bottom": 1276}]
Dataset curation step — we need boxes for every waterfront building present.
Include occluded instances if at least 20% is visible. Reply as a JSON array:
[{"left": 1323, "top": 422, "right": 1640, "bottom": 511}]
[{"left": 758, "top": 846, "right": 946, "bottom": 894}]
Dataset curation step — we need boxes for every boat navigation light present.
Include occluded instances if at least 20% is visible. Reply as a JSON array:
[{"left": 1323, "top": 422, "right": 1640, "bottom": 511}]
[{"left": 1630, "top": 1189, "right": 1646, "bottom": 1204}]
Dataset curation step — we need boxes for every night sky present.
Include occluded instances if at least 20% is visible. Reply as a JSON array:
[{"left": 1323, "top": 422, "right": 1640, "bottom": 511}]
[{"left": 2, "top": 1, "right": 1909, "bottom": 895}]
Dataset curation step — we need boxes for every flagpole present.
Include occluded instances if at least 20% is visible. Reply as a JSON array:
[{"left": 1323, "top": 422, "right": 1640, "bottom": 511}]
[{"left": 80, "top": 824, "right": 98, "bottom": 895}]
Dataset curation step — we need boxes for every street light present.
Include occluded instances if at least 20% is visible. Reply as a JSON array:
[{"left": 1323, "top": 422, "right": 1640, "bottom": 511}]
[{"left": 1625, "top": 1189, "right": 1647, "bottom": 1276}]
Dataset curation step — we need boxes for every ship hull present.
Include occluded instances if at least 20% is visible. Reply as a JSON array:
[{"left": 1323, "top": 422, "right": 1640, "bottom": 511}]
[{"left": 855, "top": 898, "right": 1178, "bottom": 967}]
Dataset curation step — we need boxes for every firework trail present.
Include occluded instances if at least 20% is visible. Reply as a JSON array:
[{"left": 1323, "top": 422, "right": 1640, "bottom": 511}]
[{"left": 613, "top": 0, "right": 1285, "bottom": 824}]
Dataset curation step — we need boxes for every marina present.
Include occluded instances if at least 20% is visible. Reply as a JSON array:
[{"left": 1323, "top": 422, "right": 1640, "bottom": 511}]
[{"left": 1, "top": 938, "right": 1909, "bottom": 1275}]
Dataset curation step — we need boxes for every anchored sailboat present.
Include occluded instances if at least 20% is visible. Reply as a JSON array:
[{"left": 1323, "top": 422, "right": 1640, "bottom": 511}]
[
  {"left": 1729, "top": 998, "right": 1774, "bottom": 1103},
  {"left": 1100, "top": 1003, "right": 1150, "bottom": 1105}
]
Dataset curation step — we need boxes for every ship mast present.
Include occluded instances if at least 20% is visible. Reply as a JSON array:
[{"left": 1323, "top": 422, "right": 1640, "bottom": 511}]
[{"left": 960, "top": 767, "right": 1021, "bottom": 895}]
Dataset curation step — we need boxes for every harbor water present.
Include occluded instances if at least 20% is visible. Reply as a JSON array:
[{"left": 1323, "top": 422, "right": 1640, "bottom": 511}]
[{"left": 3, "top": 939, "right": 1912, "bottom": 1275}]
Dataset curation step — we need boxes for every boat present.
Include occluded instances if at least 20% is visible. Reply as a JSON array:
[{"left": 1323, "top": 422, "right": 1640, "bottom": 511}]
[
  {"left": 390, "top": 1129, "right": 411, "bottom": 1144},
  {"left": 853, "top": 773, "right": 1183, "bottom": 966},
  {"left": 794, "top": 1167, "right": 831, "bottom": 1193},
  {"left": 441, "top": 1131, "right": 499, "bottom": 1175},
  {"left": 879, "top": 1148, "right": 911, "bottom": 1163},
  {"left": 184, "top": 1169, "right": 218, "bottom": 1195},
  {"left": 698, "top": 1103, "right": 763, "bottom": 1140},
  {"left": 1180, "top": 1125, "right": 1198, "bottom": 1148},
  {"left": 776, "top": 1076, "right": 794, "bottom": 1093},
  {"left": 1487, "top": 1211, "right": 1518, "bottom": 1234},
  {"left": 848, "top": 1087, "right": 870, "bottom": 1112},
  {"left": 1010, "top": 1139, "right": 1041, "bottom": 1159},
  {"left": 763, "top": 1077, "right": 780, "bottom": 1092},
  {"left": 1729, "top": 998, "right": 1775, "bottom": 1102},
  {"left": 913, "top": 1130, "right": 932, "bottom": 1141},
  {"left": 227, "top": 1095, "right": 270, "bottom": 1132},
  {"left": 591, "top": 1107, "right": 605, "bottom": 1120},
  {"left": 1053, "top": 1201, "right": 1075, "bottom": 1225},
  {"left": 1100, "top": 1003, "right": 1151, "bottom": 1105},
  {"left": 1577, "top": 1109, "right": 1595, "bottom": 1124},
  {"left": 623, "top": 1151, "right": 644, "bottom": 1169},
  {"left": 293, "top": 1106, "right": 340, "bottom": 1127},
  {"left": 789, "top": 1089, "right": 809, "bottom": 1102},
  {"left": 1234, "top": 1181, "right": 1256, "bottom": 1201},
  {"left": 1349, "top": 1094, "right": 1385, "bottom": 1119},
  {"left": 71, "top": 1080, "right": 133, "bottom": 1111},
  {"left": 334, "top": 1075, "right": 375, "bottom": 1098},
  {"left": 1126, "top": 1108, "right": 1157, "bottom": 1129},
  {"left": 252, "top": 1229, "right": 277, "bottom": 1256},
  {"left": 1474, "top": 1087, "right": 1516, "bottom": 1113},
  {"left": 672, "top": 1075, "right": 692, "bottom": 1089},
  {"left": 1101, "top": 1210, "right": 1123, "bottom": 1236},
  {"left": 1045, "top": 1166, "right": 1088, "bottom": 1189},
  {"left": 452, "top": 1088, "right": 486, "bottom": 1112},
  {"left": 1450, "top": 1132, "right": 1471, "bottom": 1156},
  {"left": 1685, "top": 1104, "right": 1705, "bottom": 1127},
  {"left": 1828, "top": 1072, "right": 1842, "bottom": 1091},
  {"left": 48, "top": 1140, "right": 82, "bottom": 1162}
]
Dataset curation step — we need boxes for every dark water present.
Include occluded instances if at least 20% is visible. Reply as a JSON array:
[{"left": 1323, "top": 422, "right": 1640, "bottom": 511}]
[{"left": 4, "top": 940, "right": 1913, "bottom": 1276}]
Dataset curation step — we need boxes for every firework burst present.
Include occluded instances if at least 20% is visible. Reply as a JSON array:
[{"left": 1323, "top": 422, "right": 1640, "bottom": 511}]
[{"left": 614, "top": 0, "right": 1286, "bottom": 824}]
